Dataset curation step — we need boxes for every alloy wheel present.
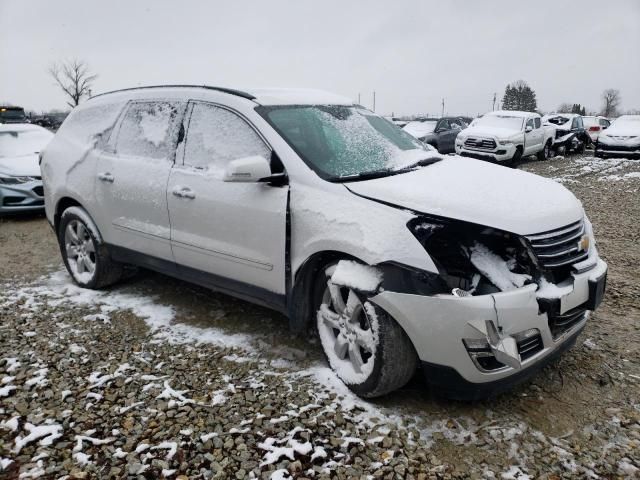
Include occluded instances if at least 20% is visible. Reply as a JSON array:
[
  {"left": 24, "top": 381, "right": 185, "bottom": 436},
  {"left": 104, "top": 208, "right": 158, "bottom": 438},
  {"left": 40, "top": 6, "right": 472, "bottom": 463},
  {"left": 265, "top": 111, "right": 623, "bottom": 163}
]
[{"left": 64, "top": 219, "right": 97, "bottom": 281}]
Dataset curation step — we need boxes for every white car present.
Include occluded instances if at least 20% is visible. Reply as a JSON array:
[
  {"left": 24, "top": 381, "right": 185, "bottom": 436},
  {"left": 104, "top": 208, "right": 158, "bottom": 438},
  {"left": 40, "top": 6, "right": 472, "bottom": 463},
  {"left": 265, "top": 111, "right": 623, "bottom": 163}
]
[
  {"left": 595, "top": 115, "right": 640, "bottom": 159},
  {"left": 41, "top": 86, "right": 607, "bottom": 399},
  {"left": 0, "top": 124, "right": 53, "bottom": 214},
  {"left": 582, "top": 116, "right": 611, "bottom": 143},
  {"left": 455, "top": 111, "right": 555, "bottom": 166}
]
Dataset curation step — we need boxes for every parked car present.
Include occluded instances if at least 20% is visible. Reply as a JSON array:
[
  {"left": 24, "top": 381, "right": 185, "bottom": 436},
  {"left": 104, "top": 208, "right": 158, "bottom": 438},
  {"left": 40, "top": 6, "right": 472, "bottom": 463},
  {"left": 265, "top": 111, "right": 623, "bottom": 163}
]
[
  {"left": 0, "top": 124, "right": 53, "bottom": 214},
  {"left": 542, "top": 113, "right": 590, "bottom": 154},
  {"left": 455, "top": 110, "right": 554, "bottom": 165},
  {"left": 594, "top": 115, "right": 640, "bottom": 159},
  {"left": 403, "top": 117, "right": 469, "bottom": 154},
  {"left": 582, "top": 116, "right": 611, "bottom": 143},
  {"left": 0, "top": 106, "right": 27, "bottom": 124},
  {"left": 41, "top": 86, "right": 607, "bottom": 400}
]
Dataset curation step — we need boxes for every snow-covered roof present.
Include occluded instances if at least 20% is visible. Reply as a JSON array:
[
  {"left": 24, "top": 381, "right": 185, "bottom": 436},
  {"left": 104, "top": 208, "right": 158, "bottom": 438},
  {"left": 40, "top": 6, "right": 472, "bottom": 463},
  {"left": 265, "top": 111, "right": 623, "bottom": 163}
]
[
  {"left": 485, "top": 110, "right": 539, "bottom": 118},
  {"left": 0, "top": 123, "right": 50, "bottom": 133},
  {"left": 543, "top": 113, "right": 581, "bottom": 120},
  {"left": 245, "top": 88, "right": 354, "bottom": 106},
  {"left": 92, "top": 85, "right": 354, "bottom": 107}
]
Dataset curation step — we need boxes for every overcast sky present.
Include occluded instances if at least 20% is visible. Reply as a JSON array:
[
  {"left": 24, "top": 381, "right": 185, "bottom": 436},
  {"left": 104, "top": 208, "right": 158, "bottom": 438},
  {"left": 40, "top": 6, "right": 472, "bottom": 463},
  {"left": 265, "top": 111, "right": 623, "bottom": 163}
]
[{"left": 1, "top": 0, "right": 638, "bottom": 116}]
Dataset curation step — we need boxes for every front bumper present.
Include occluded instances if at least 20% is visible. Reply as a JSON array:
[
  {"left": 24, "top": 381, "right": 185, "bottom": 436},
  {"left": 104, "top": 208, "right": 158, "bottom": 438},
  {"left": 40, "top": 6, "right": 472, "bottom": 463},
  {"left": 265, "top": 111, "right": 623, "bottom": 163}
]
[
  {"left": 370, "top": 258, "right": 607, "bottom": 398},
  {"left": 0, "top": 180, "right": 45, "bottom": 214},
  {"left": 455, "top": 143, "right": 515, "bottom": 162},
  {"left": 595, "top": 142, "right": 640, "bottom": 158}
]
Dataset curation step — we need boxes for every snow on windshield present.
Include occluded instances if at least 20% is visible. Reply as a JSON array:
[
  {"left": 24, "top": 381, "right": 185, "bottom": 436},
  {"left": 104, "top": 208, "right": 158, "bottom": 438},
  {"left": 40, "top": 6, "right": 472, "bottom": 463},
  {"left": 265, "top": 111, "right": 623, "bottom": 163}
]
[
  {"left": 477, "top": 115, "right": 524, "bottom": 131},
  {"left": 0, "top": 129, "right": 53, "bottom": 158},
  {"left": 263, "top": 106, "right": 432, "bottom": 178}
]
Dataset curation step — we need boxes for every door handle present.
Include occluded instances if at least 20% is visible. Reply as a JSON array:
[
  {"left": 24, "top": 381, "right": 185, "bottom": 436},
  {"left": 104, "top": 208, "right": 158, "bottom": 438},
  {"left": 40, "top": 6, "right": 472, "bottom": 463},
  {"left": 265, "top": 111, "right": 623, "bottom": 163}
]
[
  {"left": 172, "top": 186, "right": 195, "bottom": 199},
  {"left": 98, "top": 172, "right": 114, "bottom": 183}
]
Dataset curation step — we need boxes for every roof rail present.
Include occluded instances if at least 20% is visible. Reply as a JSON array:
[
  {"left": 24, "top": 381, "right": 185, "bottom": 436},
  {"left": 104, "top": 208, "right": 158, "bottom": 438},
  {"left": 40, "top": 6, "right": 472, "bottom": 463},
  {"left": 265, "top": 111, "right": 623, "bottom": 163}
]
[{"left": 90, "top": 85, "right": 256, "bottom": 101}]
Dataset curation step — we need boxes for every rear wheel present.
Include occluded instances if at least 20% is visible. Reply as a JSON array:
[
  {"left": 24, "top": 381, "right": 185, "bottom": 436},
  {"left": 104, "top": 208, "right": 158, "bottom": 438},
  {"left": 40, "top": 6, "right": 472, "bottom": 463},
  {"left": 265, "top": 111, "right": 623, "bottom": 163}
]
[
  {"left": 58, "top": 207, "right": 124, "bottom": 289},
  {"left": 315, "top": 262, "right": 418, "bottom": 398}
]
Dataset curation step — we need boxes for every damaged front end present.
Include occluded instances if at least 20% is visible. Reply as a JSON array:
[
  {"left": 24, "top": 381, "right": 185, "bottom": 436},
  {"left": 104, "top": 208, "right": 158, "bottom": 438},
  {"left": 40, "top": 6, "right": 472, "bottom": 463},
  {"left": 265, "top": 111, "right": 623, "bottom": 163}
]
[{"left": 368, "top": 214, "right": 607, "bottom": 395}]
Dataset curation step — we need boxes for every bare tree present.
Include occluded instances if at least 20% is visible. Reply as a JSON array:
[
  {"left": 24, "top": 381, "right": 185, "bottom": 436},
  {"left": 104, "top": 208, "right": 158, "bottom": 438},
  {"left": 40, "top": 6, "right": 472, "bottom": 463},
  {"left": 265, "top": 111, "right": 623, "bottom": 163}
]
[
  {"left": 557, "top": 103, "right": 573, "bottom": 113},
  {"left": 49, "top": 59, "right": 98, "bottom": 108},
  {"left": 601, "top": 89, "right": 621, "bottom": 117}
]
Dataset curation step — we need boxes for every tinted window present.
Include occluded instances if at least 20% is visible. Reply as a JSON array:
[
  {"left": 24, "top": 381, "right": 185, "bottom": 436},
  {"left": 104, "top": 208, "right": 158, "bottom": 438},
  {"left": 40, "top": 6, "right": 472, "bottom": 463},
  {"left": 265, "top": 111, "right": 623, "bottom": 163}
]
[
  {"left": 183, "top": 103, "right": 270, "bottom": 172},
  {"left": 534, "top": 117, "right": 541, "bottom": 128},
  {"left": 116, "top": 102, "right": 183, "bottom": 159},
  {"left": 438, "top": 119, "right": 451, "bottom": 131}
]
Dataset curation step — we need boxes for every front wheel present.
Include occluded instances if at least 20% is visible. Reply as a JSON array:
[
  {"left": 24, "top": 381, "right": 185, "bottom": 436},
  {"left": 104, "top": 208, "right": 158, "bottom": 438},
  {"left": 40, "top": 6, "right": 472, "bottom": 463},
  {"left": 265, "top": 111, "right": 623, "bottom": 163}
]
[
  {"left": 537, "top": 141, "right": 552, "bottom": 161},
  {"left": 58, "top": 207, "right": 124, "bottom": 289},
  {"left": 315, "top": 263, "right": 418, "bottom": 398}
]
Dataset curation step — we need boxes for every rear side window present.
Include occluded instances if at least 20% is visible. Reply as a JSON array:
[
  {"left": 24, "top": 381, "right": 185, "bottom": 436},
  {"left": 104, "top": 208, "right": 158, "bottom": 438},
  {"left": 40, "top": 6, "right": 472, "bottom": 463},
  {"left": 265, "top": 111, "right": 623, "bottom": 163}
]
[
  {"left": 599, "top": 119, "right": 610, "bottom": 127},
  {"left": 116, "top": 102, "right": 184, "bottom": 159},
  {"left": 57, "top": 102, "right": 125, "bottom": 147},
  {"left": 183, "top": 103, "right": 270, "bottom": 173},
  {"left": 526, "top": 118, "right": 534, "bottom": 129},
  {"left": 534, "top": 118, "right": 541, "bottom": 128}
]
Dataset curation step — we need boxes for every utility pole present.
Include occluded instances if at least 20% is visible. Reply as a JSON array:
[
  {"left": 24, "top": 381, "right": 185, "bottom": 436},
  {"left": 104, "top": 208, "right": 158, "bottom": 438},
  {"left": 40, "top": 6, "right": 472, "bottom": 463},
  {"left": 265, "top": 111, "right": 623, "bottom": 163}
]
[
  {"left": 492, "top": 92, "right": 496, "bottom": 111},
  {"left": 373, "top": 91, "right": 376, "bottom": 112},
  {"left": 441, "top": 98, "right": 445, "bottom": 116},
  {"left": 357, "top": 93, "right": 361, "bottom": 105}
]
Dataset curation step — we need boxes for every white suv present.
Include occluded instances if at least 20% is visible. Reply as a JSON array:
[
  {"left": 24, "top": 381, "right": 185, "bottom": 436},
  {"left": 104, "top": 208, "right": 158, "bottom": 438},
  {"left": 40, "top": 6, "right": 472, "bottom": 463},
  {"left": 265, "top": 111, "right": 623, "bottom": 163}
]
[{"left": 41, "top": 86, "right": 608, "bottom": 399}]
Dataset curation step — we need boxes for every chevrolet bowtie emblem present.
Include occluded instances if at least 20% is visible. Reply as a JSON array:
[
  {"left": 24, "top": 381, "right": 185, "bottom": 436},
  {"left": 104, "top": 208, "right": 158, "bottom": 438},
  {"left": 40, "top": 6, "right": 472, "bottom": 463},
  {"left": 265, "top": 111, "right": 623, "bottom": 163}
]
[{"left": 578, "top": 235, "right": 590, "bottom": 252}]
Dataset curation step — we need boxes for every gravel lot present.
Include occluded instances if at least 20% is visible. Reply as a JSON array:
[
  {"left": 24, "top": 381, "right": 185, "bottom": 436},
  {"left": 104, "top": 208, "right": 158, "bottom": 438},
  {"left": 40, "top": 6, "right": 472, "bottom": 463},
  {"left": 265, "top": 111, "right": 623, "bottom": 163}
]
[{"left": 1, "top": 154, "right": 639, "bottom": 479}]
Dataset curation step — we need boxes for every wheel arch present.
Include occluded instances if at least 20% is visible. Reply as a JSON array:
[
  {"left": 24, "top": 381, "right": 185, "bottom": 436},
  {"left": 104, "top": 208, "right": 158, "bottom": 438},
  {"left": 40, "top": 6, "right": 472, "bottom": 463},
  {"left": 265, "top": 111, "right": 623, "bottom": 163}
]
[{"left": 54, "top": 196, "right": 84, "bottom": 234}]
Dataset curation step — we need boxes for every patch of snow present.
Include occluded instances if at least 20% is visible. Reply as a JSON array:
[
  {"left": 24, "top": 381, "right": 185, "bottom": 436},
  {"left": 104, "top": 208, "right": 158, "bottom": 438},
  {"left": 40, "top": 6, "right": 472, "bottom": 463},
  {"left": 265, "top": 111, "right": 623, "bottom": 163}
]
[
  {"left": 536, "top": 278, "right": 573, "bottom": 299},
  {"left": 151, "top": 441, "right": 178, "bottom": 460},
  {"left": 13, "top": 423, "right": 63, "bottom": 453},
  {"left": 331, "top": 260, "right": 382, "bottom": 292},
  {"left": 469, "top": 243, "right": 531, "bottom": 292},
  {"left": 0, "top": 385, "right": 16, "bottom": 397},
  {"left": 1, "top": 416, "right": 19, "bottom": 432}
]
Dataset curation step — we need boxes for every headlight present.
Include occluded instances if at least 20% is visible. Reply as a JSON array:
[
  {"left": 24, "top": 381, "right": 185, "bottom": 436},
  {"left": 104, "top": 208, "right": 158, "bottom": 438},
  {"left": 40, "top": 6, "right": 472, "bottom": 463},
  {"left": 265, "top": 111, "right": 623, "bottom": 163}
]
[
  {"left": 0, "top": 173, "right": 35, "bottom": 185},
  {"left": 498, "top": 139, "right": 514, "bottom": 146}
]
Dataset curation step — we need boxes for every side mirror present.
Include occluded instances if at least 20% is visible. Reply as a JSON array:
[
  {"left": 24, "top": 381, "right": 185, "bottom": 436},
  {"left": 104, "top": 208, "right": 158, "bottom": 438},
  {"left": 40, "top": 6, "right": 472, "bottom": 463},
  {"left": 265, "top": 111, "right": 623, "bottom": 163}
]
[
  {"left": 224, "top": 155, "right": 271, "bottom": 183},
  {"left": 525, "top": 125, "right": 533, "bottom": 133}
]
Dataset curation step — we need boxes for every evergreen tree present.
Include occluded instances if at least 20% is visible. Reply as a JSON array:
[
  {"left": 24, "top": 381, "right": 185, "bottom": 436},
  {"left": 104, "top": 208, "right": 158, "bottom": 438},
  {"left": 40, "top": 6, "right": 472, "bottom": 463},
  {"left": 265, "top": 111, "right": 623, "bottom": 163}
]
[{"left": 502, "top": 80, "right": 537, "bottom": 112}]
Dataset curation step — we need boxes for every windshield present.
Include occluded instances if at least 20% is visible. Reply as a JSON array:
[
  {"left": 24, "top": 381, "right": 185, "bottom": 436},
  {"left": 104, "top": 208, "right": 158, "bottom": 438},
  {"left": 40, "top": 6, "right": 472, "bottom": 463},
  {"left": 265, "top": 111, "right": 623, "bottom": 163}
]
[
  {"left": 544, "top": 116, "right": 571, "bottom": 126},
  {"left": 0, "top": 130, "right": 53, "bottom": 158},
  {"left": 258, "top": 105, "right": 436, "bottom": 180},
  {"left": 476, "top": 115, "right": 524, "bottom": 130}
]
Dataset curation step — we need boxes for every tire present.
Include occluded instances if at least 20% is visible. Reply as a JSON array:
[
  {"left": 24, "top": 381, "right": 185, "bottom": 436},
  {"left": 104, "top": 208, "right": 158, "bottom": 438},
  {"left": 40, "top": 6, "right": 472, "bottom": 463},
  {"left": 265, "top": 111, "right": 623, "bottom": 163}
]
[
  {"left": 505, "top": 147, "right": 522, "bottom": 167},
  {"left": 58, "top": 206, "right": 124, "bottom": 289},
  {"left": 314, "top": 262, "right": 418, "bottom": 398},
  {"left": 537, "top": 141, "right": 552, "bottom": 161}
]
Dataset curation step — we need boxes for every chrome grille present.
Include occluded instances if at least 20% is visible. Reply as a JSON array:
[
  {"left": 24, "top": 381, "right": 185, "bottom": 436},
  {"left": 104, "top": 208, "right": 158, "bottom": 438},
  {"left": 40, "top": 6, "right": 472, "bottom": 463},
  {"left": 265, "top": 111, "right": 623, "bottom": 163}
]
[
  {"left": 526, "top": 220, "right": 589, "bottom": 269},
  {"left": 464, "top": 137, "right": 496, "bottom": 150}
]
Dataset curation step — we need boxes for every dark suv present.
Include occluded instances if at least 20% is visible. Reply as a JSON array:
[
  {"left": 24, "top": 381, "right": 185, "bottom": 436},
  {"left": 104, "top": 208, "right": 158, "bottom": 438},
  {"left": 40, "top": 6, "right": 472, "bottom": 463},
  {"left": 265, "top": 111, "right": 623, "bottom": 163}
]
[
  {"left": 0, "top": 106, "right": 27, "bottom": 124},
  {"left": 403, "top": 116, "right": 470, "bottom": 154}
]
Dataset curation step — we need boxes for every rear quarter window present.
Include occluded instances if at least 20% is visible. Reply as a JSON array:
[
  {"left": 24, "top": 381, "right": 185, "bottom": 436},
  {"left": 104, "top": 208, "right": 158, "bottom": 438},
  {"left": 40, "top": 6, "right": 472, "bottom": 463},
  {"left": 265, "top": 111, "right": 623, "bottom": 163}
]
[{"left": 57, "top": 102, "right": 126, "bottom": 148}]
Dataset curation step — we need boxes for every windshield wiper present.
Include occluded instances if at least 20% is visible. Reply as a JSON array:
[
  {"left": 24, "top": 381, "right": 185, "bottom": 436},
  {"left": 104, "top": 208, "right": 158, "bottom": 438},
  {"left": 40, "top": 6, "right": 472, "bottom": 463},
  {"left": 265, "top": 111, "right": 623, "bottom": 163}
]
[
  {"left": 331, "top": 156, "right": 442, "bottom": 183},
  {"left": 393, "top": 156, "right": 442, "bottom": 172}
]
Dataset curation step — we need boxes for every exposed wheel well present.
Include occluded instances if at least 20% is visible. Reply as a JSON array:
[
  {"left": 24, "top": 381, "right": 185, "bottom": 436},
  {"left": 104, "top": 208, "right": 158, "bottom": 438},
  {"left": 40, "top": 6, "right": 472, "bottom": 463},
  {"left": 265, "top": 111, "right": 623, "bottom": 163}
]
[
  {"left": 54, "top": 197, "right": 82, "bottom": 234},
  {"left": 288, "top": 251, "right": 359, "bottom": 334}
]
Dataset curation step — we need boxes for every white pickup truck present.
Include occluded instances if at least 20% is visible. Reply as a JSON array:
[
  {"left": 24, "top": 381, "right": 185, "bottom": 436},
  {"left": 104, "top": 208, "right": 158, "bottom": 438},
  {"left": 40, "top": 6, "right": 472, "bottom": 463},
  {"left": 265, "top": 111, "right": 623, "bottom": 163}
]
[{"left": 455, "top": 111, "right": 555, "bottom": 166}]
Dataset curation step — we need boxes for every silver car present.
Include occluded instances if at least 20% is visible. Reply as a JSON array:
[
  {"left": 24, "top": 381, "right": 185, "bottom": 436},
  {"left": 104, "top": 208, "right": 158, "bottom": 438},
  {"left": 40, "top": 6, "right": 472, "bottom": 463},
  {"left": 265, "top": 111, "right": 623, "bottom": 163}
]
[
  {"left": 0, "top": 124, "right": 53, "bottom": 214},
  {"left": 41, "top": 86, "right": 607, "bottom": 399}
]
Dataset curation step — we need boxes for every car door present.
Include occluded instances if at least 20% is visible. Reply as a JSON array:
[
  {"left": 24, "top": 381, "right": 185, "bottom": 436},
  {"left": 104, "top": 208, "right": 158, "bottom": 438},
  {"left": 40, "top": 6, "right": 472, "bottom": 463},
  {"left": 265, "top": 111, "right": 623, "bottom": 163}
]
[
  {"left": 94, "top": 100, "right": 185, "bottom": 261},
  {"left": 523, "top": 117, "right": 540, "bottom": 155},
  {"left": 167, "top": 101, "right": 288, "bottom": 299},
  {"left": 435, "top": 119, "right": 453, "bottom": 152}
]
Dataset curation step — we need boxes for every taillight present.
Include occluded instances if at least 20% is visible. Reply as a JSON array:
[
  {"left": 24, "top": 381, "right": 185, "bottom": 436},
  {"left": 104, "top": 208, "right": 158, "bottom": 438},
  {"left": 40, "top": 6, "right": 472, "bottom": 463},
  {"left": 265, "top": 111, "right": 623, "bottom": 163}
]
[{"left": 588, "top": 126, "right": 601, "bottom": 132}]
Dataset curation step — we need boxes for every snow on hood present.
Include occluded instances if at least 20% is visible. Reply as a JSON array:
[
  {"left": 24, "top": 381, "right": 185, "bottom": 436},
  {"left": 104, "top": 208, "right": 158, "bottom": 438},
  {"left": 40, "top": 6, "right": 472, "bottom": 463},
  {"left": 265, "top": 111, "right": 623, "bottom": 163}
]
[
  {"left": 603, "top": 118, "right": 640, "bottom": 137},
  {"left": 0, "top": 154, "right": 41, "bottom": 176},
  {"left": 403, "top": 121, "right": 437, "bottom": 139},
  {"left": 345, "top": 156, "right": 583, "bottom": 235},
  {"left": 458, "top": 125, "right": 520, "bottom": 139}
]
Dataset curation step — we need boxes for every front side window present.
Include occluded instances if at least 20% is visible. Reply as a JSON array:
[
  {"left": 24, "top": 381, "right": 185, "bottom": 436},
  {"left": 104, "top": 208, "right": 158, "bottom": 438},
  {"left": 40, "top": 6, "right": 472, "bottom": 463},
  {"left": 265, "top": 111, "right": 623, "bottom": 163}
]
[
  {"left": 116, "top": 101, "right": 183, "bottom": 159},
  {"left": 525, "top": 118, "right": 534, "bottom": 130},
  {"left": 258, "top": 105, "right": 433, "bottom": 180},
  {"left": 183, "top": 103, "right": 270, "bottom": 173},
  {"left": 437, "top": 119, "right": 451, "bottom": 131}
]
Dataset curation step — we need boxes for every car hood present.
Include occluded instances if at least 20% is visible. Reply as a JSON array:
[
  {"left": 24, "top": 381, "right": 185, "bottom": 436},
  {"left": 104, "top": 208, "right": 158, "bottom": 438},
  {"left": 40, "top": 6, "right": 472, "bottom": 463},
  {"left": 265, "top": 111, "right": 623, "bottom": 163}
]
[
  {"left": 0, "top": 154, "right": 41, "bottom": 177},
  {"left": 602, "top": 123, "right": 640, "bottom": 137},
  {"left": 459, "top": 125, "right": 521, "bottom": 140},
  {"left": 345, "top": 156, "right": 583, "bottom": 235}
]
